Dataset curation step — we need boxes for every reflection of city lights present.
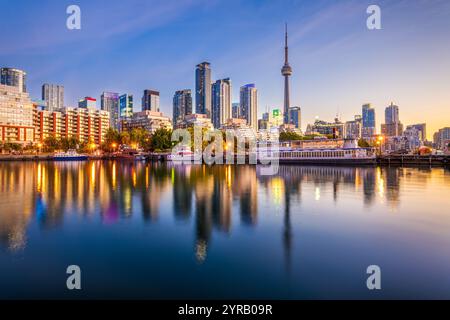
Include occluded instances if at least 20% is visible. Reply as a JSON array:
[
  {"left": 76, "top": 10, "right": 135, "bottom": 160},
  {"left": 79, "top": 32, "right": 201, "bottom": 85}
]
[
  {"left": 132, "top": 169, "right": 137, "bottom": 187},
  {"left": 90, "top": 163, "right": 96, "bottom": 186},
  {"left": 112, "top": 163, "right": 116, "bottom": 189},
  {"left": 171, "top": 168, "right": 175, "bottom": 184},
  {"left": 271, "top": 177, "right": 284, "bottom": 205},
  {"left": 226, "top": 165, "right": 232, "bottom": 188},
  {"left": 195, "top": 240, "right": 207, "bottom": 263},
  {"left": 315, "top": 187, "right": 321, "bottom": 201},
  {"left": 37, "top": 163, "right": 42, "bottom": 192},
  {"left": 377, "top": 167, "right": 384, "bottom": 196},
  {"left": 145, "top": 166, "right": 149, "bottom": 189}
]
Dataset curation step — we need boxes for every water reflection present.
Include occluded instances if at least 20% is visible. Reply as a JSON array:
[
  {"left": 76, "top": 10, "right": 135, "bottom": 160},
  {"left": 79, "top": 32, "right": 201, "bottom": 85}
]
[{"left": 0, "top": 161, "right": 449, "bottom": 260}]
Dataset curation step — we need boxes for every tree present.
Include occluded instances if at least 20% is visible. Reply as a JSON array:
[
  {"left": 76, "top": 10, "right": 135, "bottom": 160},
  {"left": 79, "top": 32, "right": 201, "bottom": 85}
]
[
  {"left": 358, "top": 139, "right": 370, "bottom": 148},
  {"left": 43, "top": 136, "right": 60, "bottom": 152},
  {"left": 59, "top": 136, "right": 79, "bottom": 151},
  {"left": 279, "top": 131, "right": 303, "bottom": 141},
  {"left": 151, "top": 128, "right": 174, "bottom": 152},
  {"left": 102, "top": 128, "right": 120, "bottom": 152}
]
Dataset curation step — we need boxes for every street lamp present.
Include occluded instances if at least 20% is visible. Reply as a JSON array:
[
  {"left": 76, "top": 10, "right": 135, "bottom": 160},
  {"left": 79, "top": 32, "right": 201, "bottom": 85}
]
[
  {"left": 37, "top": 143, "right": 43, "bottom": 155},
  {"left": 377, "top": 136, "right": 384, "bottom": 156}
]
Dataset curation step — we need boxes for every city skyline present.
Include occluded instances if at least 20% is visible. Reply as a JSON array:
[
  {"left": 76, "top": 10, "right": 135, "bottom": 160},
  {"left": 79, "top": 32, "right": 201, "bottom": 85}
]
[{"left": 1, "top": 0, "right": 449, "bottom": 138}]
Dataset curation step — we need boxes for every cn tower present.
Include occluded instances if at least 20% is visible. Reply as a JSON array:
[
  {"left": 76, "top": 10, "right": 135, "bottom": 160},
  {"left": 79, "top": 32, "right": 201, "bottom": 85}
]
[{"left": 281, "top": 23, "right": 292, "bottom": 125}]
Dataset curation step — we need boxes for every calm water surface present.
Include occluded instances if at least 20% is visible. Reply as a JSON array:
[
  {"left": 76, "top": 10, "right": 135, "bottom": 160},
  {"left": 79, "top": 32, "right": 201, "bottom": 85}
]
[{"left": 0, "top": 161, "right": 450, "bottom": 299}]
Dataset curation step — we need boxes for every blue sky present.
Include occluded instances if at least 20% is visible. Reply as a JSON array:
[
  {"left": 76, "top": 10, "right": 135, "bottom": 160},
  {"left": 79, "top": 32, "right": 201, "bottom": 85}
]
[{"left": 1, "top": 0, "right": 449, "bottom": 136}]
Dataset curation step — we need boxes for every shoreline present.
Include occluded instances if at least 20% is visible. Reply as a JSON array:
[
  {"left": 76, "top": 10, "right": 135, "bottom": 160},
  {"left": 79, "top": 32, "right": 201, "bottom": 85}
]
[{"left": 0, "top": 154, "right": 449, "bottom": 167}]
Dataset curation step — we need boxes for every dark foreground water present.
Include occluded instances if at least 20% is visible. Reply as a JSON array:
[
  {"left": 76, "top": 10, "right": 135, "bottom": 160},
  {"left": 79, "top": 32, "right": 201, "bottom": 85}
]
[{"left": 0, "top": 161, "right": 449, "bottom": 299}]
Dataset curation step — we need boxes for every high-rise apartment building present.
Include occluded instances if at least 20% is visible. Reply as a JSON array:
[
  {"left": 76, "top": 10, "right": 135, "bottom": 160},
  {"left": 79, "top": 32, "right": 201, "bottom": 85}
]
[
  {"left": 0, "top": 84, "right": 35, "bottom": 144},
  {"left": 36, "top": 107, "right": 110, "bottom": 146},
  {"left": 289, "top": 106, "right": 301, "bottom": 129},
  {"left": 101, "top": 92, "right": 119, "bottom": 129},
  {"left": 119, "top": 94, "right": 133, "bottom": 119},
  {"left": 78, "top": 97, "right": 97, "bottom": 109},
  {"left": 362, "top": 103, "right": 376, "bottom": 139},
  {"left": 232, "top": 103, "right": 240, "bottom": 119},
  {"left": 142, "top": 90, "right": 160, "bottom": 112},
  {"left": 381, "top": 102, "right": 403, "bottom": 137},
  {"left": 195, "top": 62, "right": 212, "bottom": 117},
  {"left": 42, "top": 83, "right": 64, "bottom": 111},
  {"left": 0, "top": 68, "right": 26, "bottom": 93},
  {"left": 240, "top": 84, "right": 258, "bottom": 131},
  {"left": 173, "top": 89, "right": 192, "bottom": 128},
  {"left": 211, "top": 78, "right": 232, "bottom": 129}
]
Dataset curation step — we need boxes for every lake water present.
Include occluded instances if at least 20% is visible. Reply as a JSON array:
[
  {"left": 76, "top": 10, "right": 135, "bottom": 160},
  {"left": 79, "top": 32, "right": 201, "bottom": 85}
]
[{"left": 0, "top": 161, "right": 449, "bottom": 299}]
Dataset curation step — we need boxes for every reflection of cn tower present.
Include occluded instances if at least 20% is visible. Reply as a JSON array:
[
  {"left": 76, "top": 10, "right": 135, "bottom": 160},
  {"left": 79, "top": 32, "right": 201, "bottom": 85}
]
[{"left": 283, "top": 188, "right": 292, "bottom": 273}]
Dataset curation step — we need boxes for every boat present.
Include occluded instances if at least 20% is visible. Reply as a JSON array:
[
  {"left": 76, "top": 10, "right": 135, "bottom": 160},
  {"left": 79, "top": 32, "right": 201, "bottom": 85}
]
[
  {"left": 167, "top": 146, "right": 202, "bottom": 163},
  {"left": 256, "top": 140, "right": 377, "bottom": 165},
  {"left": 53, "top": 150, "right": 88, "bottom": 161},
  {"left": 134, "top": 152, "right": 147, "bottom": 161}
]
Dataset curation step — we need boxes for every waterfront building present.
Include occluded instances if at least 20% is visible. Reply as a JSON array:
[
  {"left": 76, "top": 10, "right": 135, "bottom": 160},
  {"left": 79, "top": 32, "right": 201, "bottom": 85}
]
[
  {"left": 177, "top": 113, "right": 213, "bottom": 130},
  {"left": 36, "top": 106, "right": 110, "bottom": 146},
  {"left": 173, "top": 89, "right": 192, "bottom": 128},
  {"left": 240, "top": 84, "right": 258, "bottom": 131},
  {"left": 119, "top": 94, "right": 133, "bottom": 120},
  {"left": 124, "top": 110, "right": 172, "bottom": 134},
  {"left": 344, "top": 115, "right": 362, "bottom": 139},
  {"left": 142, "top": 89, "right": 160, "bottom": 112},
  {"left": 433, "top": 127, "right": 450, "bottom": 150},
  {"left": 101, "top": 92, "right": 119, "bottom": 129},
  {"left": 211, "top": 78, "right": 232, "bottom": 129},
  {"left": 381, "top": 103, "right": 403, "bottom": 137},
  {"left": 42, "top": 83, "right": 64, "bottom": 112},
  {"left": 0, "top": 84, "right": 35, "bottom": 144},
  {"left": 281, "top": 24, "right": 293, "bottom": 125},
  {"left": 407, "top": 123, "right": 427, "bottom": 141},
  {"left": 306, "top": 118, "right": 344, "bottom": 138},
  {"left": 232, "top": 103, "right": 240, "bottom": 119},
  {"left": 222, "top": 118, "right": 256, "bottom": 140},
  {"left": 289, "top": 106, "right": 301, "bottom": 129},
  {"left": 78, "top": 97, "right": 97, "bottom": 109},
  {"left": 362, "top": 103, "right": 376, "bottom": 139},
  {"left": 195, "top": 62, "right": 212, "bottom": 117},
  {"left": 0, "top": 68, "right": 26, "bottom": 93},
  {"left": 403, "top": 126, "right": 422, "bottom": 151}
]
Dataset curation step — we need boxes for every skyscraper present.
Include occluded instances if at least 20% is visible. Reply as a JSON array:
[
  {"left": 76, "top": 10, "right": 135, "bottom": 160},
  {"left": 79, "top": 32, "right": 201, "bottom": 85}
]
[
  {"left": 173, "top": 89, "right": 192, "bottom": 127},
  {"left": 232, "top": 103, "right": 240, "bottom": 119},
  {"left": 240, "top": 84, "right": 258, "bottom": 131},
  {"left": 382, "top": 102, "right": 403, "bottom": 137},
  {"left": 42, "top": 83, "right": 64, "bottom": 111},
  {"left": 195, "top": 62, "right": 212, "bottom": 117},
  {"left": 142, "top": 90, "right": 160, "bottom": 112},
  {"left": 281, "top": 24, "right": 293, "bottom": 125},
  {"left": 101, "top": 92, "right": 119, "bottom": 129},
  {"left": 78, "top": 97, "right": 96, "bottom": 109},
  {"left": 211, "top": 78, "right": 232, "bottom": 129},
  {"left": 119, "top": 94, "right": 133, "bottom": 119},
  {"left": 0, "top": 68, "right": 26, "bottom": 93},
  {"left": 289, "top": 106, "right": 301, "bottom": 129},
  {"left": 362, "top": 103, "right": 376, "bottom": 138}
]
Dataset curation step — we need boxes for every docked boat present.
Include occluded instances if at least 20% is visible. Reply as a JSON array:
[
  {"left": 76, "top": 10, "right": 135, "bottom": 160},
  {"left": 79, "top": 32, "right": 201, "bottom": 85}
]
[
  {"left": 256, "top": 140, "right": 377, "bottom": 165},
  {"left": 168, "top": 146, "right": 202, "bottom": 163},
  {"left": 53, "top": 150, "right": 88, "bottom": 161}
]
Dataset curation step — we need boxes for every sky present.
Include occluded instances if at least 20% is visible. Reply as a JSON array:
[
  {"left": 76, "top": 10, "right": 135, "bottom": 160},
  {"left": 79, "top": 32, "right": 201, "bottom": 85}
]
[{"left": 1, "top": 0, "right": 449, "bottom": 138}]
